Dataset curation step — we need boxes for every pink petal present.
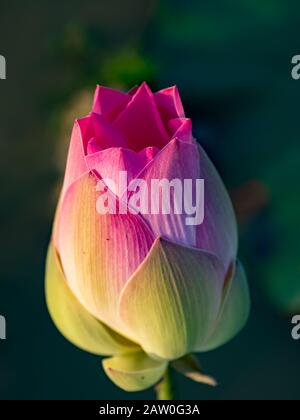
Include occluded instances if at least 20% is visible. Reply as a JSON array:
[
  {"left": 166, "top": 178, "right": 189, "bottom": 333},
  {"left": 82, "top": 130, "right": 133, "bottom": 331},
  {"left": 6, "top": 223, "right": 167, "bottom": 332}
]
[
  {"left": 85, "top": 146, "right": 159, "bottom": 197},
  {"left": 92, "top": 85, "right": 130, "bottom": 121},
  {"left": 155, "top": 85, "right": 185, "bottom": 120},
  {"left": 86, "top": 137, "right": 100, "bottom": 155},
  {"left": 127, "top": 85, "right": 139, "bottom": 95},
  {"left": 196, "top": 144, "right": 238, "bottom": 269},
  {"left": 125, "top": 138, "right": 200, "bottom": 247},
  {"left": 124, "top": 139, "right": 238, "bottom": 269},
  {"left": 168, "top": 118, "right": 193, "bottom": 142},
  {"left": 80, "top": 112, "right": 128, "bottom": 152},
  {"left": 113, "top": 82, "right": 170, "bottom": 151},
  {"left": 61, "top": 120, "right": 89, "bottom": 199},
  {"left": 56, "top": 172, "right": 155, "bottom": 332}
]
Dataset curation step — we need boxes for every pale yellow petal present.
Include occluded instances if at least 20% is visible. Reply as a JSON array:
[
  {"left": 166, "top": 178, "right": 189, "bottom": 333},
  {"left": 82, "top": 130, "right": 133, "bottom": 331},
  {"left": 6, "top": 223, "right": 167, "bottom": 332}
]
[
  {"left": 45, "top": 242, "right": 138, "bottom": 355},
  {"left": 201, "top": 261, "right": 250, "bottom": 351},
  {"left": 119, "top": 238, "right": 223, "bottom": 360}
]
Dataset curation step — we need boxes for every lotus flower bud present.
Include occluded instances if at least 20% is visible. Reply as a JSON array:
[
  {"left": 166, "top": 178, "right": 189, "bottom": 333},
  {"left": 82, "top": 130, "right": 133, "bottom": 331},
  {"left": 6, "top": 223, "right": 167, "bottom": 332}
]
[{"left": 45, "top": 83, "right": 250, "bottom": 392}]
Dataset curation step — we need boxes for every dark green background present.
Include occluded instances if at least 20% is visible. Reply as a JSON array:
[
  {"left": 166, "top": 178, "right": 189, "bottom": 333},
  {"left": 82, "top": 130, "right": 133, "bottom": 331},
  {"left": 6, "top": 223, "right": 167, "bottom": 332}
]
[{"left": 0, "top": 0, "right": 299, "bottom": 399}]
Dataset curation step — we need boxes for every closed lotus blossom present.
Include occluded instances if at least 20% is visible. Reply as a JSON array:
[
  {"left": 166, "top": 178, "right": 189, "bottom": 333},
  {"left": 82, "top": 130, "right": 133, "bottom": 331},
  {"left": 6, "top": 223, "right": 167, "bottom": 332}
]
[{"left": 45, "top": 82, "right": 250, "bottom": 393}]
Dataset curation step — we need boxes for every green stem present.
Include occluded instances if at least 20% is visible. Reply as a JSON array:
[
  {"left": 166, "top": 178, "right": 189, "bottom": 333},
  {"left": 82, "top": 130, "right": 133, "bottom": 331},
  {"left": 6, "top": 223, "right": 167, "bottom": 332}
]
[{"left": 155, "top": 367, "right": 174, "bottom": 400}]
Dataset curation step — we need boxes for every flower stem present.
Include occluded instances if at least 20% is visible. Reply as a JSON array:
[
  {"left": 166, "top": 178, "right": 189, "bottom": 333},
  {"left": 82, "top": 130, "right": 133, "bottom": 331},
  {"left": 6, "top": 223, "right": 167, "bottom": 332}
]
[{"left": 155, "top": 367, "right": 174, "bottom": 400}]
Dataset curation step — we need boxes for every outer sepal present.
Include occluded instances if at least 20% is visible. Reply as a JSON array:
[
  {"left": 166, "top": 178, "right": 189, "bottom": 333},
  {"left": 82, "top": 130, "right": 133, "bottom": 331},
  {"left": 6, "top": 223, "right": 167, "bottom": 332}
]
[
  {"left": 171, "top": 354, "right": 217, "bottom": 386},
  {"left": 102, "top": 351, "right": 167, "bottom": 392}
]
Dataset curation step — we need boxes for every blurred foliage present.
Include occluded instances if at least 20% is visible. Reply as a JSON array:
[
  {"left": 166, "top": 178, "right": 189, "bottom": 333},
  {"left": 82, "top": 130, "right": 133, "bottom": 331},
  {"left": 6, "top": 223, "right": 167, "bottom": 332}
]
[
  {"left": 99, "top": 48, "right": 156, "bottom": 89},
  {"left": 149, "top": 0, "right": 296, "bottom": 94}
]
